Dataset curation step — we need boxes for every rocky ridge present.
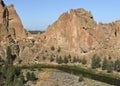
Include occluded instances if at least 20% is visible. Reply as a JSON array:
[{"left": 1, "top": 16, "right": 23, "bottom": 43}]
[
  {"left": 0, "top": 0, "right": 28, "bottom": 62},
  {"left": 40, "top": 8, "right": 120, "bottom": 60},
  {"left": 0, "top": 0, "right": 120, "bottom": 64},
  {"left": 0, "top": 0, "right": 28, "bottom": 42}
]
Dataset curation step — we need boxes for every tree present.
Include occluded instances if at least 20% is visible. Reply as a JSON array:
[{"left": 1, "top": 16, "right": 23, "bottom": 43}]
[
  {"left": 106, "top": 61, "right": 114, "bottom": 73},
  {"left": 19, "top": 73, "right": 25, "bottom": 83},
  {"left": 68, "top": 54, "right": 71, "bottom": 62},
  {"left": 50, "top": 55, "right": 54, "bottom": 62},
  {"left": 102, "top": 57, "right": 108, "bottom": 70},
  {"left": 30, "top": 72, "right": 36, "bottom": 81},
  {"left": 26, "top": 72, "right": 36, "bottom": 81},
  {"left": 91, "top": 54, "right": 101, "bottom": 69},
  {"left": 4, "top": 64, "right": 17, "bottom": 86},
  {"left": 114, "top": 59, "right": 120, "bottom": 72},
  {"left": 57, "top": 47, "right": 61, "bottom": 53},
  {"left": 73, "top": 56, "right": 77, "bottom": 63},
  {"left": 56, "top": 56, "right": 63, "bottom": 64},
  {"left": 0, "top": 46, "right": 25, "bottom": 86},
  {"left": 6, "top": 46, "right": 12, "bottom": 64},
  {"left": 26, "top": 72, "right": 30, "bottom": 81},
  {"left": 63, "top": 55, "right": 68, "bottom": 64}
]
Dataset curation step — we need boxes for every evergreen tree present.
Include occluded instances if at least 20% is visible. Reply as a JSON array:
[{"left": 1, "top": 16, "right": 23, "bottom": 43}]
[
  {"left": 50, "top": 55, "right": 54, "bottom": 62},
  {"left": 57, "top": 47, "right": 61, "bottom": 53},
  {"left": 26, "top": 72, "right": 36, "bottom": 81},
  {"left": 102, "top": 57, "right": 108, "bottom": 70},
  {"left": 0, "top": 46, "right": 25, "bottom": 86},
  {"left": 30, "top": 72, "right": 36, "bottom": 81},
  {"left": 68, "top": 54, "right": 71, "bottom": 62},
  {"left": 63, "top": 55, "right": 68, "bottom": 64},
  {"left": 6, "top": 46, "right": 12, "bottom": 64},
  {"left": 73, "top": 56, "right": 77, "bottom": 63},
  {"left": 19, "top": 73, "right": 25, "bottom": 83},
  {"left": 26, "top": 72, "right": 30, "bottom": 81},
  {"left": 56, "top": 56, "right": 63, "bottom": 64},
  {"left": 106, "top": 61, "right": 114, "bottom": 73},
  {"left": 91, "top": 54, "right": 101, "bottom": 69},
  {"left": 114, "top": 59, "right": 120, "bottom": 72}
]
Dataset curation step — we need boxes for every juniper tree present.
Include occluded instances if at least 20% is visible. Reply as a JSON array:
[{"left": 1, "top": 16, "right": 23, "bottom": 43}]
[{"left": 91, "top": 54, "right": 101, "bottom": 69}]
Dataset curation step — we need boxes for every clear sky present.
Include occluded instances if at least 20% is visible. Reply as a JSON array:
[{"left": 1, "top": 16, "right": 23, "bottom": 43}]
[{"left": 4, "top": 0, "right": 120, "bottom": 31}]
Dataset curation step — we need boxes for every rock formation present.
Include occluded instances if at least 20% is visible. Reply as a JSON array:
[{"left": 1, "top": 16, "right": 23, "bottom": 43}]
[
  {"left": 41, "top": 8, "right": 120, "bottom": 59},
  {"left": 0, "top": 0, "right": 27, "bottom": 61},
  {"left": 0, "top": 0, "right": 28, "bottom": 41},
  {"left": 0, "top": 0, "right": 120, "bottom": 64}
]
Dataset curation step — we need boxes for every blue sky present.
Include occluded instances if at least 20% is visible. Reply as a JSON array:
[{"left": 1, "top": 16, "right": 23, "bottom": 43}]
[{"left": 4, "top": 0, "right": 120, "bottom": 31}]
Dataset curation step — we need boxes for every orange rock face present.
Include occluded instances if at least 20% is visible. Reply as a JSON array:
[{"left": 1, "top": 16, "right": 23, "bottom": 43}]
[
  {"left": 43, "top": 8, "right": 120, "bottom": 58},
  {"left": 43, "top": 8, "right": 97, "bottom": 53},
  {"left": 0, "top": 0, "right": 27, "bottom": 40}
]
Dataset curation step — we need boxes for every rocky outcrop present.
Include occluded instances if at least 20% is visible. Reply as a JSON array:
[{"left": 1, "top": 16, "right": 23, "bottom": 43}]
[
  {"left": 43, "top": 8, "right": 97, "bottom": 53},
  {"left": 40, "top": 8, "right": 120, "bottom": 59},
  {"left": 7, "top": 4, "right": 27, "bottom": 38},
  {"left": 0, "top": 0, "right": 28, "bottom": 61},
  {"left": 0, "top": 0, "right": 120, "bottom": 64},
  {"left": 0, "top": 0, "right": 28, "bottom": 41}
]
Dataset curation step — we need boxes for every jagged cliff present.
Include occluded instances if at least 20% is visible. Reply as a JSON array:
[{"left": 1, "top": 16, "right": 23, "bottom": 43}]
[
  {"left": 0, "top": 0, "right": 28, "bottom": 41},
  {"left": 0, "top": 0, "right": 28, "bottom": 62},
  {"left": 0, "top": 0, "right": 120, "bottom": 64},
  {"left": 41, "top": 8, "right": 120, "bottom": 59}
]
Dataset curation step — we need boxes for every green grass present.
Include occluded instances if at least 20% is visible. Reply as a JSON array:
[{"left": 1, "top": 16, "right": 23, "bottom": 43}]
[{"left": 20, "top": 63, "right": 120, "bottom": 85}]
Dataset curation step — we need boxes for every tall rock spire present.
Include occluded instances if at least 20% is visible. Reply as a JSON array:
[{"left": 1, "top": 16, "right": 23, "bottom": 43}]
[{"left": 0, "top": 0, "right": 5, "bottom": 7}]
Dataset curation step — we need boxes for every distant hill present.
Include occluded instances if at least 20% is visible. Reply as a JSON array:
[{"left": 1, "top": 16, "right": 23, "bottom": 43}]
[{"left": 28, "top": 30, "right": 45, "bottom": 34}]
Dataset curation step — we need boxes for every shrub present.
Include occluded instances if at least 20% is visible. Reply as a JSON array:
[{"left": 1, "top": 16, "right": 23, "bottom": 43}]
[
  {"left": 78, "top": 74, "right": 84, "bottom": 82},
  {"left": 51, "top": 46, "right": 55, "bottom": 51},
  {"left": 81, "top": 57, "right": 87, "bottom": 65},
  {"left": 42, "top": 56, "right": 46, "bottom": 61},
  {"left": 57, "top": 47, "right": 61, "bottom": 52}
]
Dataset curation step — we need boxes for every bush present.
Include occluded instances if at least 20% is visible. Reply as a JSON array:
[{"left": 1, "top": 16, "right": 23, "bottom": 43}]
[
  {"left": 57, "top": 47, "right": 61, "bottom": 52},
  {"left": 78, "top": 74, "right": 84, "bottom": 82},
  {"left": 42, "top": 56, "right": 46, "bottom": 61},
  {"left": 51, "top": 46, "right": 55, "bottom": 51},
  {"left": 81, "top": 57, "right": 87, "bottom": 65}
]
